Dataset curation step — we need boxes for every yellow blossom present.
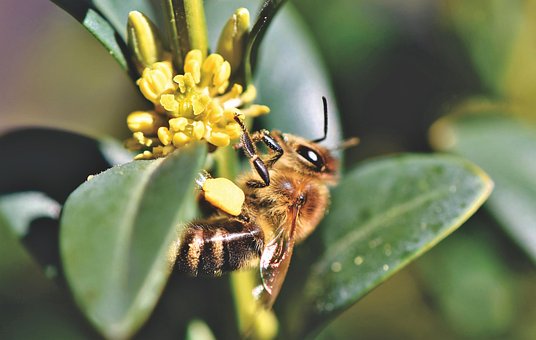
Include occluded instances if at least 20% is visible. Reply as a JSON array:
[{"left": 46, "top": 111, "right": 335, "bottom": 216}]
[{"left": 127, "top": 49, "right": 270, "bottom": 159}]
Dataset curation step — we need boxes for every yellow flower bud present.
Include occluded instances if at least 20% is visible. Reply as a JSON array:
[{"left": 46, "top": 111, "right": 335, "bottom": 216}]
[
  {"left": 240, "top": 84, "right": 257, "bottom": 104},
  {"left": 126, "top": 45, "right": 270, "bottom": 159},
  {"left": 207, "top": 131, "right": 230, "bottom": 147},
  {"left": 134, "top": 150, "right": 153, "bottom": 160},
  {"left": 213, "top": 61, "right": 231, "bottom": 88},
  {"left": 225, "top": 122, "right": 242, "bottom": 139},
  {"left": 126, "top": 110, "right": 163, "bottom": 134},
  {"left": 201, "top": 54, "right": 224, "bottom": 88},
  {"left": 207, "top": 102, "right": 223, "bottom": 123},
  {"left": 172, "top": 132, "right": 190, "bottom": 147},
  {"left": 157, "top": 127, "right": 173, "bottom": 146},
  {"left": 202, "top": 177, "right": 245, "bottom": 216},
  {"left": 169, "top": 117, "right": 189, "bottom": 131},
  {"left": 192, "top": 121, "right": 205, "bottom": 140},
  {"left": 217, "top": 8, "right": 250, "bottom": 72},
  {"left": 242, "top": 104, "right": 270, "bottom": 117},
  {"left": 127, "top": 11, "right": 164, "bottom": 73},
  {"left": 137, "top": 61, "right": 175, "bottom": 103},
  {"left": 184, "top": 50, "right": 203, "bottom": 83}
]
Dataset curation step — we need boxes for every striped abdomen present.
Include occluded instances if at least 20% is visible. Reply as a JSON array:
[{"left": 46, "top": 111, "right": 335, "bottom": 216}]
[{"left": 176, "top": 217, "right": 264, "bottom": 276}]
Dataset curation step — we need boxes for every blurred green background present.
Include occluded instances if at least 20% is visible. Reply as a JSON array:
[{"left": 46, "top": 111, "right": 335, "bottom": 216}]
[{"left": 1, "top": 0, "right": 536, "bottom": 339}]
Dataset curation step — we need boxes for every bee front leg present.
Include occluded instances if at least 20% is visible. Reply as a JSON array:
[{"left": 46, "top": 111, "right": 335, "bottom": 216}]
[
  {"left": 175, "top": 217, "right": 264, "bottom": 277},
  {"left": 251, "top": 129, "right": 284, "bottom": 167},
  {"left": 233, "top": 116, "right": 271, "bottom": 187}
]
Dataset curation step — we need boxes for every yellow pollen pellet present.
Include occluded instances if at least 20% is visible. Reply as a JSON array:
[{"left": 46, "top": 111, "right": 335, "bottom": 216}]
[{"left": 202, "top": 178, "right": 245, "bottom": 216}]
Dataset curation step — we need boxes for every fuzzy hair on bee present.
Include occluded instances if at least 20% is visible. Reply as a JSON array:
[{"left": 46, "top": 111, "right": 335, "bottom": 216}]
[{"left": 174, "top": 97, "right": 350, "bottom": 307}]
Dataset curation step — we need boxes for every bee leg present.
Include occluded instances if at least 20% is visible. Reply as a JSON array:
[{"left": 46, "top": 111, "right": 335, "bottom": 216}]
[
  {"left": 234, "top": 116, "right": 270, "bottom": 187},
  {"left": 252, "top": 129, "right": 284, "bottom": 166},
  {"left": 175, "top": 217, "right": 264, "bottom": 276}
]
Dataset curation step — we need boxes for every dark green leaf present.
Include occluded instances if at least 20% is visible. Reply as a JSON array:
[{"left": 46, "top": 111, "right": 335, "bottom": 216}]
[
  {"left": 51, "top": 0, "right": 159, "bottom": 71},
  {"left": 243, "top": 0, "right": 287, "bottom": 82},
  {"left": 430, "top": 110, "right": 536, "bottom": 263},
  {"left": 0, "top": 128, "right": 122, "bottom": 204},
  {"left": 279, "top": 154, "right": 492, "bottom": 337},
  {"left": 256, "top": 4, "right": 342, "bottom": 150},
  {"left": 0, "top": 194, "right": 98, "bottom": 339},
  {"left": 60, "top": 144, "right": 206, "bottom": 339}
]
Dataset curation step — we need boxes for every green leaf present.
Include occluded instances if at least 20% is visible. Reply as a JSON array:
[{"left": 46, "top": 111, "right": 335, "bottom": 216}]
[
  {"left": 0, "top": 192, "right": 61, "bottom": 238},
  {"left": 278, "top": 154, "right": 492, "bottom": 337},
  {"left": 430, "top": 109, "right": 536, "bottom": 264},
  {"left": 0, "top": 192, "right": 61, "bottom": 281},
  {"left": 0, "top": 128, "right": 130, "bottom": 203},
  {"left": 60, "top": 144, "right": 206, "bottom": 339},
  {"left": 51, "top": 0, "right": 159, "bottom": 71},
  {"left": 255, "top": 4, "right": 342, "bottom": 150},
  {"left": 243, "top": 0, "right": 287, "bottom": 82}
]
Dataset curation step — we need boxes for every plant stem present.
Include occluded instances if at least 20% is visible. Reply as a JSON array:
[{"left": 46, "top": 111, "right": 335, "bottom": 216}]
[{"left": 163, "top": 0, "right": 208, "bottom": 71}]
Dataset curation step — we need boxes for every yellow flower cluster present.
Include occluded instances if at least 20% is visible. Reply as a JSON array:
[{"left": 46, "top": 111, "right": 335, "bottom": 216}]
[{"left": 126, "top": 50, "right": 270, "bottom": 159}]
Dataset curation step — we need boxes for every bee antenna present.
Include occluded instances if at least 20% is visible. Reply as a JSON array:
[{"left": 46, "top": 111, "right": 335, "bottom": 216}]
[
  {"left": 312, "top": 96, "right": 328, "bottom": 143},
  {"left": 332, "top": 137, "right": 360, "bottom": 150}
]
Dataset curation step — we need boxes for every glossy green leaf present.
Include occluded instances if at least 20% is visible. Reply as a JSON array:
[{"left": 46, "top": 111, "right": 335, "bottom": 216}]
[
  {"left": 60, "top": 144, "right": 206, "bottom": 339},
  {"left": 255, "top": 4, "right": 342, "bottom": 150},
  {"left": 242, "top": 0, "right": 287, "bottom": 82},
  {"left": 51, "top": 0, "right": 159, "bottom": 71},
  {"left": 430, "top": 110, "right": 536, "bottom": 263},
  {"left": 279, "top": 154, "right": 492, "bottom": 337}
]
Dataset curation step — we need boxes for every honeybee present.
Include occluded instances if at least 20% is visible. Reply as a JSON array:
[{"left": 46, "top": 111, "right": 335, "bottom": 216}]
[{"left": 175, "top": 97, "right": 352, "bottom": 307}]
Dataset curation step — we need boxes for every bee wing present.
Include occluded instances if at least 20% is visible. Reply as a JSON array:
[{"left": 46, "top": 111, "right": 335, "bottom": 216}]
[{"left": 259, "top": 207, "right": 298, "bottom": 308}]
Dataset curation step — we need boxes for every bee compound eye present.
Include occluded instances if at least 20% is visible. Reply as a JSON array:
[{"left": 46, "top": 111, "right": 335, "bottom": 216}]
[{"left": 296, "top": 145, "right": 324, "bottom": 171}]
